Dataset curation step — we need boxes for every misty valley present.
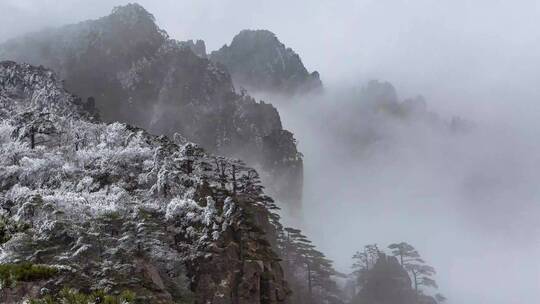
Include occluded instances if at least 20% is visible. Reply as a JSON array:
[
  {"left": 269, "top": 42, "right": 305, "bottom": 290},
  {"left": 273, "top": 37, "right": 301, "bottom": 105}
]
[{"left": 0, "top": 2, "right": 538, "bottom": 304}]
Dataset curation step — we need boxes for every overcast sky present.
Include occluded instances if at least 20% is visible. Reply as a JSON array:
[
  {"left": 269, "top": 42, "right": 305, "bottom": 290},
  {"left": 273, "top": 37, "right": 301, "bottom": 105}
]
[
  {"left": 2, "top": 0, "right": 540, "bottom": 122},
  {"left": 1, "top": 1, "right": 540, "bottom": 303}
]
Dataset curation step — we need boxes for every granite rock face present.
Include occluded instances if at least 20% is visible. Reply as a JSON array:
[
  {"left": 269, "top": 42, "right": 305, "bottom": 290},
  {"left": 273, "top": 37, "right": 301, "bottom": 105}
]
[{"left": 210, "top": 29, "right": 322, "bottom": 96}]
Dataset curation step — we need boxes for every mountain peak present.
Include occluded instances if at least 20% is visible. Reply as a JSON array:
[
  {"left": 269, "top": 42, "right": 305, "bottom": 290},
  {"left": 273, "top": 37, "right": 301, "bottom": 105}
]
[
  {"left": 210, "top": 29, "right": 322, "bottom": 96},
  {"left": 110, "top": 3, "right": 155, "bottom": 22},
  {"left": 234, "top": 29, "right": 280, "bottom": 43}
]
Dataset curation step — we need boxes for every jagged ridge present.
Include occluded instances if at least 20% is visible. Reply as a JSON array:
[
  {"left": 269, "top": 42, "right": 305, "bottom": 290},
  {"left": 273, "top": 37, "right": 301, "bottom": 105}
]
[{"left": 0, "top": 3, "right": 303, "bottom": 209}]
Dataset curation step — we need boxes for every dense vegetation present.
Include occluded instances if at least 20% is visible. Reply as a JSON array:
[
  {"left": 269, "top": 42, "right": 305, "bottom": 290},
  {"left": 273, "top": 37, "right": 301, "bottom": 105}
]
[
  {"left": 28, "top": 288, "right": 135, "bottom": 304},
  {"left": 0, "top": 263, "right": 58, "bottom": 288}
]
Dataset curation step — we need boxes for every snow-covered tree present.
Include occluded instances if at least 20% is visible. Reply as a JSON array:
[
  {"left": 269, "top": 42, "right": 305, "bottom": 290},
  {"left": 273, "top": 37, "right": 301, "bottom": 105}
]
[{"left": 12, "top": 112, "right": 57, "bottom": 149}]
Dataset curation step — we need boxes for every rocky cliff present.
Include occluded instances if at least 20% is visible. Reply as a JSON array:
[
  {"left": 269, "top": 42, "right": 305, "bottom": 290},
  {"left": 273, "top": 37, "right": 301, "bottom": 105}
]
[
  {"left": 0, "top": 61, "right": 290, "bottom": 303},
  {"left": 210, "top": 30, "right": 322, "bottom": 96},
  {"left": 0, "top": 3, "right": 303, "bottom": 211},
  {"left": 351, "top": 254, "right": 439, "bottom": 304}
]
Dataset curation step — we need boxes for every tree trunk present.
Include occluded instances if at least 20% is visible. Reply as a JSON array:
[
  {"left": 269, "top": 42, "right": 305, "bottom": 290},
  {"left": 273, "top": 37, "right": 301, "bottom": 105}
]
[
  {"left": 413, "top": 270, "right": 419, "bottom": 302},
  {"left": 30, "top": 129, "right": 35, "bottom": 149},
  {"left": 232, "top": 165, "right": 237, "bottom": 195},
  {"left": 285, "top": 232, "right": 290, "bottom": 267},
  {"left": 307, "top": 262, "right": 312, "bottom": 302}
]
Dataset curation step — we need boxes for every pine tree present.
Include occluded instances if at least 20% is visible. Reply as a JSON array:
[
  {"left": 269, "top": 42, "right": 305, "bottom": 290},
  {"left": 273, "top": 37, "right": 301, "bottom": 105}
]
[
  {"left": 388, "top": 242, "right": 419, "bottom": 266},
  {"left": 388, "top": 243, "right": 439, "bottom": 299},
  {"left": 13, "top": 112, "right": 57, "bottom": 149},
  {"left": 279, "top": 227, "right": 344, "bottom": 304},
  {"left": 351, "top": 243, "right": 380, "bottom": 290}
]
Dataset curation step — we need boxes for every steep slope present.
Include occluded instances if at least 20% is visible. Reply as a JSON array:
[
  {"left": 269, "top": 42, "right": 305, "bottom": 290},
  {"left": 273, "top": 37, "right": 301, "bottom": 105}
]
[
  {"left": 0, "top": 61, "right": 289, "bottom": 303},
  {"left": 210, "top": 30, "right": 322, "bottom": 95},
  {"left": 0, "top": 3, "right": 303, "bottom": 210}
]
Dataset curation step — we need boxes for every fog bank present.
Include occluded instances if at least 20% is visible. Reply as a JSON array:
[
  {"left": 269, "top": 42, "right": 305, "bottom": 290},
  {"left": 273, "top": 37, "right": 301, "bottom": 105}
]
[
  {"left": 272, "top": 87, "right": 540, "bottom": 304},
  {"left": 2, "top": 1, "right": 540, "bottom": 303}
]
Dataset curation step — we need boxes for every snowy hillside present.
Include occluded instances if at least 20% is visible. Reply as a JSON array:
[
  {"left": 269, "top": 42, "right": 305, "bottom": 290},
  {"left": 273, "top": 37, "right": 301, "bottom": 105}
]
[{"left": 0, "top": 61, "right": 289, "bottom": 303}]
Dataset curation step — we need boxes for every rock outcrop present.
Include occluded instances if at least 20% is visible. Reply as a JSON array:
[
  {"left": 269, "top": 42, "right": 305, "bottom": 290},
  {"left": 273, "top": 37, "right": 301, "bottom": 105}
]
[
  {"left": 351, "top": 254, "right": 442, "bottom": 304},
  {"left": 0, "top": 61, "right": 290, "bottom": 303},
  {"left": 352, "top": 254, "right": 416, "bottom": 304},
  {"left": 0, "top": 3, "right": 303, "bottom": 211},
  {"left": 179, "top": 40, "right": 207, "bottom": 58},
  {"left": 210, "top": 29, "right": 322, "bottom": 95}
]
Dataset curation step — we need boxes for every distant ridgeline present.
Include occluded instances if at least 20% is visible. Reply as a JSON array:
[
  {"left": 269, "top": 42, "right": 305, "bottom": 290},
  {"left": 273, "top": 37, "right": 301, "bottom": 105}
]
[
  {"left": 0, "top": 60, "right": 343, "bottom": 303},
  {"left": 0, "top": 3, "right": 303, "bottom": 211},
  {"left": 319, "top": 79, "right": 475, "bottom": 155}
]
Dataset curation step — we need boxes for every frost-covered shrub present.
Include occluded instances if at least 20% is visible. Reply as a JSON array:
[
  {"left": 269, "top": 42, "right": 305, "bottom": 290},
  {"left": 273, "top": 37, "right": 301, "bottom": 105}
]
[
  {"left": 100, "top": 122, "right": 130, "bottom": 148},
  {"left": 166, "top": 198, "right": 202, "bottom": 222},
  {"left": 75, "top": 176, "right": 96, "bottom": 192},
  {"left": 18, "top": 155, "right": 65, "bottom": 188},
  {"left": 165, "top": 196, "right": 231, "bottom": 243},
  {"left": 5, "top": 184, "right": 33, "bottom": 204},
  {"left": 41, "top": 186, "right": 131, "bottom": 219},
  {"left": 0, "top": 121, "right": 15, "bottom": 144},
  {"left": 0, "top": 140, "right": 29, "bottom": 166}
]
